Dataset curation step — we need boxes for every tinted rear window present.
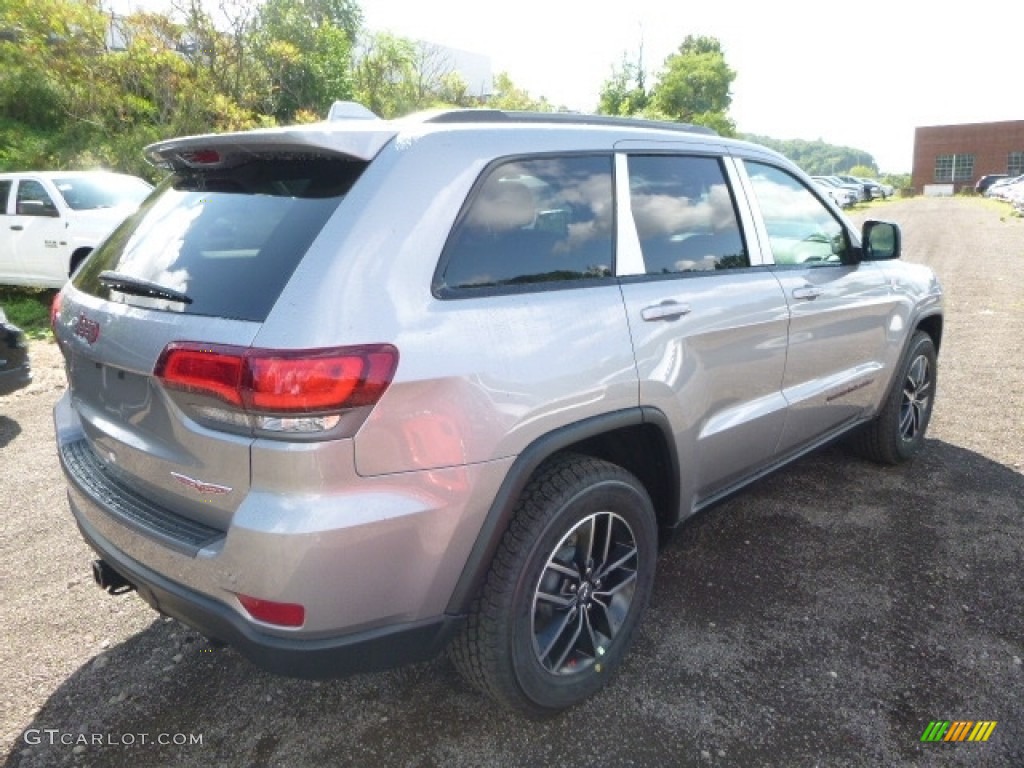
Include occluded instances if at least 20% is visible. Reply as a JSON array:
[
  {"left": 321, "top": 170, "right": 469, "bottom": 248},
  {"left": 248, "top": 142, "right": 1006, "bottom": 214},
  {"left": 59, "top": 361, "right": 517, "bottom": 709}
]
[{"left": 74, "top": 153, "right": 365, "bottom": 321}]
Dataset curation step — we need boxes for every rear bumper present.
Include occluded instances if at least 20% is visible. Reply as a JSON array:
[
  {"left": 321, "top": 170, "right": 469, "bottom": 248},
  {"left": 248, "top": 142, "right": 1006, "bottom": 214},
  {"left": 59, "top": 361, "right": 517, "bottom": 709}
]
[
  {"left": 52, "top": 388, "right": 511, "bottom": 678},
  {"left": 72, "top": 494, "right": 463, "bottom": 677}
]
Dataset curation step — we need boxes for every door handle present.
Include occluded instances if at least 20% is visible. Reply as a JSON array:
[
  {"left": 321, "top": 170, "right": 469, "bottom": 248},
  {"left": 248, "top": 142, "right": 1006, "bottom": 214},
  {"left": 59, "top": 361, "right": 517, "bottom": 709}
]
[
  {"left": 641, "top": 301, "right": 692, "bottom": 322},
  {"left": 792, "top": 286, "right": 824, "bottom": 300},
  {"left": 10, "top": 225, "right": 23, "bottom": 231}
]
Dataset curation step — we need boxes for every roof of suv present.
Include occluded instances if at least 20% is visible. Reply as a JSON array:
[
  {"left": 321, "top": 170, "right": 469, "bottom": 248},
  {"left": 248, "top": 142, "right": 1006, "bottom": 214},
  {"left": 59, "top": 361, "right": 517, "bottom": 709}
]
[{"left": 145, "top": 108, "right": 741, "bottom": 172}]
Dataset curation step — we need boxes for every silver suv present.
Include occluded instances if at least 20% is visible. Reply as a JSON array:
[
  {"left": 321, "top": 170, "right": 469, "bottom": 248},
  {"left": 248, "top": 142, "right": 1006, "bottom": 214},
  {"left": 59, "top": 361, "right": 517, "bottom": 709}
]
[{"left": 53, "top": 108, "right": 943, "bottom": 715}]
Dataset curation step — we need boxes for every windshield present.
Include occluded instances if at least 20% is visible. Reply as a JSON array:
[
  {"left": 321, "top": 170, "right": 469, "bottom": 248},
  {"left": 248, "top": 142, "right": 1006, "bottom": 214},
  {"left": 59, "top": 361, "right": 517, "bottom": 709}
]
[
  {"left": 73, "top": 153, "right": 367, "bottom": 322},
  {"left": 53, "top": 175, "right": 152, "bottom": 211}
]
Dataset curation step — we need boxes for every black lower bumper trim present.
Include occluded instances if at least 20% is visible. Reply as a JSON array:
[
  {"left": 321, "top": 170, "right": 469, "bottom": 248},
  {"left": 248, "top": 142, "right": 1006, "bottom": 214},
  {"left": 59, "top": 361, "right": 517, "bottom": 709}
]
[{"left": 72, "top": 495, "right": 464, "bottom": 679}]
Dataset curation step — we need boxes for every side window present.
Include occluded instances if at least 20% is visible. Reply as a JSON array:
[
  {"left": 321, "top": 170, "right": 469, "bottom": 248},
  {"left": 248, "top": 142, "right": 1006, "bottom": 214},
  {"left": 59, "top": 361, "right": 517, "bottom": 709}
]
[
  {"left": 16, "top": 180, "right": 59, "bottom": 217},
  {"left": 628, "top": 155, "right": 748, "bottom": 274},
  {"left": 439, "top": 155, "right": 613, "bottom": 293},
  {"left": 0, "top": 180, "right": 11, "bottom": 215},
  {"left": 745, "top": 161, "right": 847, "bottom": 266}
]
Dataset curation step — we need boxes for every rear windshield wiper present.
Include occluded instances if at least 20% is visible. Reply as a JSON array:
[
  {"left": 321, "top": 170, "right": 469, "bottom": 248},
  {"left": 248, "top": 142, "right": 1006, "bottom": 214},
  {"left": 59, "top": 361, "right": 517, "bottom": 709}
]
[{"left": 98, "top": 271, "right": 193, "bottom": 305}]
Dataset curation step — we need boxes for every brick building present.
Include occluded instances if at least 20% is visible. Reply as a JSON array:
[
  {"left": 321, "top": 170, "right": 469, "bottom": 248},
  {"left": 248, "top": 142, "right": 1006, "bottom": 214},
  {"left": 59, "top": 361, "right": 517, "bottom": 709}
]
[{"left": 911, "top": 120, "right": 1024, "bottom": 193}]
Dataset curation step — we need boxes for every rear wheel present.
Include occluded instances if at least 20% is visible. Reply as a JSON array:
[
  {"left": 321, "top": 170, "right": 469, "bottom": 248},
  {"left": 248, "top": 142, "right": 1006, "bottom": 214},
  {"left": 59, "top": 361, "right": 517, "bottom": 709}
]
[
  {"left": 852, "top": 330, "right": 937, "bottom": 464},
  {"left": 450, "top": 453, "right": 657, "bottom": 716}
]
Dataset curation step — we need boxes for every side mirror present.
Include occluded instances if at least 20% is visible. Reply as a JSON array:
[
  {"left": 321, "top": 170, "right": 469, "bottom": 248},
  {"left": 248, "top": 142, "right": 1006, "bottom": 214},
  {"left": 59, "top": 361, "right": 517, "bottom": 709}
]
[{"left": 862, "top": 220, "right": 901, "bottom": 261}]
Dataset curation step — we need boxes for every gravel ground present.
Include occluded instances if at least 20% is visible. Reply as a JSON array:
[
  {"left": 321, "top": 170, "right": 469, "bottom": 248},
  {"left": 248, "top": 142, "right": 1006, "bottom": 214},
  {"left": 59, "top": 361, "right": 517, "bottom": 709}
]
[{"left": 2, "top": 197, "right": 1022, "bottom": 767}]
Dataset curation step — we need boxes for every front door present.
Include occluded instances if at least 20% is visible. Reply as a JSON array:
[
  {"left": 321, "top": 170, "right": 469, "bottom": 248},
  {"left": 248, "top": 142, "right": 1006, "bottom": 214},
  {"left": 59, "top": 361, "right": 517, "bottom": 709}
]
[{"left": 741, "top": 160, "right": 897, "bottom": 454}]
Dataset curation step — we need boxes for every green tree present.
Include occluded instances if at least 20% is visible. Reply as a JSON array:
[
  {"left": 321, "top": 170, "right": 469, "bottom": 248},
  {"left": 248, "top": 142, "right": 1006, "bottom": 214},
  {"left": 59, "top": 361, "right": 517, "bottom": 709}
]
[
  {"left": 251, "top": 0, "right": 360, "bottom": 121},
  {"left": 352, "top": 32, "right": 417, "bottom": 117},
  {"left": 597, "top": 54, "right": 648, "bottom": 116},
  {"left": 487, "top": 72, "right": 552, "bottom": 112},
  {"left": 648, "top": 35, "right": 735, "bottom": 135}
]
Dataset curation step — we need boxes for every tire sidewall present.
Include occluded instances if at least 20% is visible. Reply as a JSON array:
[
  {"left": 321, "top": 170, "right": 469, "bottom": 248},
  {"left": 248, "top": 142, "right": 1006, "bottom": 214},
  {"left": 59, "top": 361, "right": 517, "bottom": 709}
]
[{"left": 505, "top": 477, "right": 657, "bottom": 713}]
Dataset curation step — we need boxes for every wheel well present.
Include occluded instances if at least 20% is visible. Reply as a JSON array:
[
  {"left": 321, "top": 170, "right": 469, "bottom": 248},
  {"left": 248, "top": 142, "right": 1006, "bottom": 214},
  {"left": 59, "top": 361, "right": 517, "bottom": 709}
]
[
  {"left": 69, "top": 247, "right": 92, "bottom": 276},
  {"left": 563, "top": 423, "right": 678, "bottom": 532},
  {"left": 916, "top": 314, "right": 943, "bottom": 353}
]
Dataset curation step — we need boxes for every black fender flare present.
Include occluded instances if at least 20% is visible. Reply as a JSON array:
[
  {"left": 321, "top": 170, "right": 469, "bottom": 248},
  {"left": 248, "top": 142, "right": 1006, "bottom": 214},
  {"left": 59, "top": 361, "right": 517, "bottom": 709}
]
[{"left": 444, "top": 406, "right": 678, "bottom": 615}]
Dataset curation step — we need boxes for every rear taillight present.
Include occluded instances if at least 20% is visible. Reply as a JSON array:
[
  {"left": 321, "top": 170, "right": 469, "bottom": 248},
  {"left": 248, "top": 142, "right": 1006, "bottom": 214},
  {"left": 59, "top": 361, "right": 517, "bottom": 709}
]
[
  {"left": 50, "top": 290, "right": 63, "bottom": 334},
  {"left": 155, "top": 342, "right": 398, "bottom": 435}
]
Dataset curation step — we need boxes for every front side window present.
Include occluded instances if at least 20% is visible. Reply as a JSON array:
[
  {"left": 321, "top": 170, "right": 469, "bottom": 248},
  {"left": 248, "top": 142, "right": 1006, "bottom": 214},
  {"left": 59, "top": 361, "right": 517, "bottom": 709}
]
[
  {"left": 16, "top": 180, "right": 59, "bottom": 217},
  {"left": 0, "top": 180, "right": 11, "bottom": 215},
  {"left": 745, "top": 161, "right": 847, "bottom": 266},
  {"left": 935, "top": 154, "right": 974, "bottom": 183},
  {"left": 74, "top": 153, "right": 365, "bottom": 321},
  {"left": 627, "top": 155, "right": 748, "bottom": 274},
  {"left": 438, "top": 155, "right": 614, "bottom": 293}
]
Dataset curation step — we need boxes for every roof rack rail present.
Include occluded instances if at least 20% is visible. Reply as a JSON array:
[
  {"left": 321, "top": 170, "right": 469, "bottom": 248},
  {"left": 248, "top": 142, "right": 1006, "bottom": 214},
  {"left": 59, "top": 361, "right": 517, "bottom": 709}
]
[{"left": 422, "top": 109, "right": 718, "bottom": 136}]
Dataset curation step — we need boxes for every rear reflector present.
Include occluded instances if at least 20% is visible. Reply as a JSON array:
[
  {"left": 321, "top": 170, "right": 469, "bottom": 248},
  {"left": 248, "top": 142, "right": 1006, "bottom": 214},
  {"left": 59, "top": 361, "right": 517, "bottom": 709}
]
[
  {"left": 236, "top": 594, "right": 305, "bottom": 628},
  {"left": 155, "top": 342, "right": 398, "bottom": 424}
]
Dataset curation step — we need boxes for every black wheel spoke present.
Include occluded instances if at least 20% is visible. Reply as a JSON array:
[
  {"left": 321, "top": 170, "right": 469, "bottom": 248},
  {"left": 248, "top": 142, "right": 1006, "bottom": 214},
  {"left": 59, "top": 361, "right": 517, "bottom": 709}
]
[
  {"left": 536, "top": 589, "right": 574, "bottom": 608},
  {"left": 594, "top": 545, "right": 638, "bottom": 583},
  {"left": 549, "top": 612, "right": 585, "bottom": 672}
]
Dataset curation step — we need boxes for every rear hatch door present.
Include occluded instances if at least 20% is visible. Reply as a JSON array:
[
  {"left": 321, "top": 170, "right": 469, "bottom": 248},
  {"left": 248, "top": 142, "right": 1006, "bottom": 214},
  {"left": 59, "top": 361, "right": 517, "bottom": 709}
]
[{"left": 55, "top": 130, "right": 391, "bottom": 536}]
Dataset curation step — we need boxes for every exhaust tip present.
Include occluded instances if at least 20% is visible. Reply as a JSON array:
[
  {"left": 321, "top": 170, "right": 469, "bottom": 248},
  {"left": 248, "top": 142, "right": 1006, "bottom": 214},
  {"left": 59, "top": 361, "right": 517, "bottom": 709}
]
[{"left": 92, "top": 560, "right": 135, "bottom": 595}]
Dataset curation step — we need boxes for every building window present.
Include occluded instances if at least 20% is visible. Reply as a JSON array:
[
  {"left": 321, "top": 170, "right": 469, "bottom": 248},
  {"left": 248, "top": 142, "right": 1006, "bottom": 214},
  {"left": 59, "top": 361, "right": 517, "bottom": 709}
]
[
  {"left": 934, "top": 154, "right": 974, "bottom": 183},
  {"left": 1009, "top": 152, "right": 1024, "bottom": 176}
]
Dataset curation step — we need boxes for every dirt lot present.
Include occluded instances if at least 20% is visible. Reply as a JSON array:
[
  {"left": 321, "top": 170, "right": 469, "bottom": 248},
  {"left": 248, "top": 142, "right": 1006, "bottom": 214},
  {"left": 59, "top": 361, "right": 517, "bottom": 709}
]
[{"left": 2, "top": 197, "right": 1022, "bottom": 767}]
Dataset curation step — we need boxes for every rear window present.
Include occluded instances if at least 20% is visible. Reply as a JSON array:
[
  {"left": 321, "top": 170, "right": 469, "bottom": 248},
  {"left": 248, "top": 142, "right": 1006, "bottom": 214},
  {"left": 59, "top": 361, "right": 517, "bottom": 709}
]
[
  {"left": 74, "top": 153, "right": 365, "bottom": 322},
  {"left": 436, "top": 155, "right": 614, "bottom": 295}
]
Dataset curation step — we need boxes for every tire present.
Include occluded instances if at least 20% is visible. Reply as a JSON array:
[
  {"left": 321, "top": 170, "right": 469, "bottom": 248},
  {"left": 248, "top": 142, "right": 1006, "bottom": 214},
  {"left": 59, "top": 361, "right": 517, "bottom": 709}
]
[
  {"left": 851, "top": 330, "right": 937, "bottom": 464},
  {"left": 449, "top": 453, "right": 657, "bottom": 716}
]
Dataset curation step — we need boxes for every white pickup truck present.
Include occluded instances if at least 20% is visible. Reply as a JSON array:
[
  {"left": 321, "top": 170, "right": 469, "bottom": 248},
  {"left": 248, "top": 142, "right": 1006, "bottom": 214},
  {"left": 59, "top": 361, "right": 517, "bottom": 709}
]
[{"left": 0, "top": 171, "right": 152, "bottom": 288}]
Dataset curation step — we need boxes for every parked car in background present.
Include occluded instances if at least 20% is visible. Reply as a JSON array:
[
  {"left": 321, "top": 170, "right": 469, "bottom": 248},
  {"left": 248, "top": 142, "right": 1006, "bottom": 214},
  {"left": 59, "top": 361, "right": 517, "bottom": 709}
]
[
  {"left": 985, "top": 174, "right": 1024, "bottom": 199},
  {"left": 975, "top": 174, "right": 1009, "bottom": 196},
  {"left": 0, "top": 305, "right": 31, "bottom": 397},
  {"left": 812, "top": 175, "right": 865, "bottom": 202},
  {"left": 0, "top": 171, "right": 152, "bottom": 288},
  {"left": 813, "top": 178, "right": 857, "bottom": 208},
  {"left": 835, "top": 174, "right": 881, "bottom": 200},
  {"left": 852, "top": 176, "right": 892, "bottom": 199},
  {"left": 869, "top": 179, "right": 896, "bottom": 199}
]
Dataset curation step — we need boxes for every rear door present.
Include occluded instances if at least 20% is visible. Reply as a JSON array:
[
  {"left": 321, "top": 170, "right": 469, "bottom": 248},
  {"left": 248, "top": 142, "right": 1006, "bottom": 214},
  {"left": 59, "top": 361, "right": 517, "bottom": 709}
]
[
  {"left": 616, "top": 152, "right": 791, "bottom": 508},
  {"left": 739, "top": 160, "right": 897, "bottom": 453}
]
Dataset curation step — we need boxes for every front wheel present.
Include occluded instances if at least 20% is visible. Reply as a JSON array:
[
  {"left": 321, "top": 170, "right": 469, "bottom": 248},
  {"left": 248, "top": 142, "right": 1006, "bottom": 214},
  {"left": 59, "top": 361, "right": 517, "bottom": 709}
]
[
  {"left": 449, "top": 453, "right": 657, "bottom": 716},
  {"left": 852, "top": 330, "right": 937, "bottom": 464}
]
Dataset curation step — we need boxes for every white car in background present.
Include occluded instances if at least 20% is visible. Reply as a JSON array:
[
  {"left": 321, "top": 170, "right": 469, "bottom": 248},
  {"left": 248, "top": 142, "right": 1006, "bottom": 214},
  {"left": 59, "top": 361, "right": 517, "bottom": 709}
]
[
  {"left": 0, "top": 171, "right": 152, "bottom": 288},
  {"left": 813, "top": 178, "right": 857, "bottom": 208}
]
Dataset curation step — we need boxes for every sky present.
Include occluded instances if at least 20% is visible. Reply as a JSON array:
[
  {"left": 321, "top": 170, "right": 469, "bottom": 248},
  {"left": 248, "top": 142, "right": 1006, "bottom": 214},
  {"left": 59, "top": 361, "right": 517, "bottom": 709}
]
[{"left": 355, "top": 0, "right": 1019, "bottom": 173}]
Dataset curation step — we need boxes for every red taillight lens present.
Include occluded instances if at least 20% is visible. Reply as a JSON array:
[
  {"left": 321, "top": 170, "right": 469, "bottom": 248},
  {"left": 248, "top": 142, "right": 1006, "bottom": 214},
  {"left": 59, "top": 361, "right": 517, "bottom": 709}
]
[
  {"left": 155, "top": 342, "right": 399, "bottom": 415},
  {"left": 50, "top": 290, "right": 63, "bottom": 333},
  {"left": 157, "top": 346, "right": 245, "bottom": 406},
  {"left": 236, "top": 594, "right": 305, "bottom": 628}
]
